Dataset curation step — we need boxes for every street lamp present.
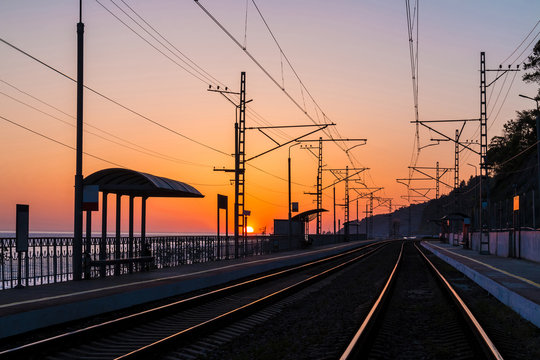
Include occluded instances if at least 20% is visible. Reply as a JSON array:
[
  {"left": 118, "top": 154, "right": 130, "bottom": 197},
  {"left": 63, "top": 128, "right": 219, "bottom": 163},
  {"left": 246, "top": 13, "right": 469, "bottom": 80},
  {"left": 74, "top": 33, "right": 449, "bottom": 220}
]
[
  {"left": 467, "top": 162, "right": 477, "bottom": 176},
  {"left": 519, "top": 94, "right": 539, "bottom": 110},
  {"left": 288, "top": 143, "right": 302, "bottom": 243}
]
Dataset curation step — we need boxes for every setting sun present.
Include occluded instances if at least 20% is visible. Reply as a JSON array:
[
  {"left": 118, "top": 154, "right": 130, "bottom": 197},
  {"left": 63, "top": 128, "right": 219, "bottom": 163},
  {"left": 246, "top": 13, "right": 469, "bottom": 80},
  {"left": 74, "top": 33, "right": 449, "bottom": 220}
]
[{"left": 246, "top": 226, "right": 254, "bottom": 234}]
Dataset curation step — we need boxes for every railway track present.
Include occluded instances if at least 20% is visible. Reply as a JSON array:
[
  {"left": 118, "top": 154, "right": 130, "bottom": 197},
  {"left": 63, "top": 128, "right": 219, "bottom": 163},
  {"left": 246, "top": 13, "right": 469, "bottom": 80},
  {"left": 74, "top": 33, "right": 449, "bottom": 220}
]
[
  {"left": 340, "top": 241, "right": 504, "bottom": 360},
  {"left": 0, "top": 241, "right": 388, "bottom": 360}
]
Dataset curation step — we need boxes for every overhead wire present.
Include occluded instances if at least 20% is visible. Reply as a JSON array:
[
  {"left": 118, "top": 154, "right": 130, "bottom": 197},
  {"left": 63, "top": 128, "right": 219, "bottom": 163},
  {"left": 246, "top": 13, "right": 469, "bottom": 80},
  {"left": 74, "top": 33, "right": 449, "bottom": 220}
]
[
  {"left": 193, "top": 0, "right": 341, "bottom": 146},
  {"left": 0, "top": 114, "right": 125, "bottom": 168},
  {"left": 95, "top": 0, "right": 210, "bottom": 85},
  {"left": 105, "top": 0, "right": 295, "bottom": 143},
  {"left": 0, "top": 36, "right": 231, "bottom": 157},
  {"left": 117, "top": 0, "right": 226, "bottom": 88},
  {"left": 246, "top": 1, "right": 382, "bottom": 194},
  {"left": 0, "top": 85, "right": 212, "bottom": 167},
  {"left": 404, "top": 0, "right": 421, "bottom": 200}
]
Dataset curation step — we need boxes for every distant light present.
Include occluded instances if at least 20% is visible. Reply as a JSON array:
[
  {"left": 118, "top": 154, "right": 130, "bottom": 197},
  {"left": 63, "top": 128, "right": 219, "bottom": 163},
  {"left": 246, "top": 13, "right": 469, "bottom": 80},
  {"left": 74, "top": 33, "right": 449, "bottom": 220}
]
[{"left": 246, "top": 226, "right": 254, "bottom": 233}]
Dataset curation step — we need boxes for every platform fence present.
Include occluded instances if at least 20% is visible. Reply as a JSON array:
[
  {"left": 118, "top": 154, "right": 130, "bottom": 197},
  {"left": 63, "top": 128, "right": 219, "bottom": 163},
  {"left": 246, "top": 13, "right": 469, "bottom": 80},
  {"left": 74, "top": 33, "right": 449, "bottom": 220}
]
[{"left": 0, "top": 234, "right": 335, "bottom": 290}]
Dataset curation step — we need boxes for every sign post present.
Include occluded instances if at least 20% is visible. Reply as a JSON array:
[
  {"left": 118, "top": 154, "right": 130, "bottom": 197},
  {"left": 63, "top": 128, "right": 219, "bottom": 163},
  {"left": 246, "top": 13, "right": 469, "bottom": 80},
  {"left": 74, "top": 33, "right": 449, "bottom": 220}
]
[
  {"left": 16, "top": 204, "right": 29, "bottom": 289},
  {"left": 83, "top": 185, "right": 99, "bottom": 278},
  {"left": 217, "top": 194, "right": 228, "bottom": 259}
]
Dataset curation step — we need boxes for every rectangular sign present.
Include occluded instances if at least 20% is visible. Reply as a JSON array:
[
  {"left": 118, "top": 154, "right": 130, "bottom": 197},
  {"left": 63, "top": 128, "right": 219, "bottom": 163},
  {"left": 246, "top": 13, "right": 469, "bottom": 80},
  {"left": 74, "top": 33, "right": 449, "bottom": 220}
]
[
  {"left": 83, "top": 185, "right": 99, "bottom": 211},
  {"left": 513, "top": 195, "right": 520, "bottom": 211},
  {"left": 217, "top": 194, "right": 228, "bottom": 209},
  {"left": 16, "top": 204, "right": 29, "bottom": 252},
  {"left": 291, "top": 202, "right": 299, "bottom": 212},
  {"left": 244, "top": 210, "right": 251, "bottom": 216}
]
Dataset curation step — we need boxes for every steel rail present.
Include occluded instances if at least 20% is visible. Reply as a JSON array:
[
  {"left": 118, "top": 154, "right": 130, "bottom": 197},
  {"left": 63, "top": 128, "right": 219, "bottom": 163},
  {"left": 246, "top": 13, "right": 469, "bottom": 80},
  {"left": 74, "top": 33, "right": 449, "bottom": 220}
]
[
  {"left": 339, "top": 242, "right": 404, "bottom": 360},
  {"left": 415, "top": 243, "right": 504, "bottom": 360},
  {"left": 340, "top": 241, "right": 504, "bottom": 360},
  {"left": 0, "top": 241, "right": 388, "bottom": 359},
  {"left": 114, "top": 243, "right": 388, "bottom": 359}
]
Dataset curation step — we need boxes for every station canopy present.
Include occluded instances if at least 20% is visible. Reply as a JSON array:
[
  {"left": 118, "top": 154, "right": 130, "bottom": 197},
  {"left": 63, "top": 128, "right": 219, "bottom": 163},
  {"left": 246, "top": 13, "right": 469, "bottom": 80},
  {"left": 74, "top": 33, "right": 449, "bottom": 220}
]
[
  {"left": 83, "top": 168, "right": 204, "bottom": 198},
  {"left": 291, "top": 208, "right": 328, "bottom": 223}
]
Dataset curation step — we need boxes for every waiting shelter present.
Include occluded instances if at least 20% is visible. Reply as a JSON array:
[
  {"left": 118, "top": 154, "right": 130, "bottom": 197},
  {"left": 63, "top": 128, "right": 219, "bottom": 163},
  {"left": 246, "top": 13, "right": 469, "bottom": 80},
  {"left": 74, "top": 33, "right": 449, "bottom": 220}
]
[
  {"left": 83, "top": 168, "right": 204, "bottom": 277},
  {"left": 291, "top": 208, "right": 329, "bottom": 241},
  {"left": 439, "top": 212, "right": 471, "bottom": 247}
]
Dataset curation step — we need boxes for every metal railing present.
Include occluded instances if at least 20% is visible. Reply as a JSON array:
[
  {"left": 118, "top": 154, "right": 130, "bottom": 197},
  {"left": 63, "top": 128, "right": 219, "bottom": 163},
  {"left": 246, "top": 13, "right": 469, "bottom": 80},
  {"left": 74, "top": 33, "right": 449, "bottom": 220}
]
[{"left": 0, "top": 234, "right": 340, "bottom": 290}]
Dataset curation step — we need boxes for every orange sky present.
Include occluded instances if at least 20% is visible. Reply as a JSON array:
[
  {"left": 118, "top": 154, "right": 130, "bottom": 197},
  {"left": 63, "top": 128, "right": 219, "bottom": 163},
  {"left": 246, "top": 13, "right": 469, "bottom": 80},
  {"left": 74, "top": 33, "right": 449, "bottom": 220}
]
[{"left": 1, "top": 1, "right": 539, "bottom": 235}]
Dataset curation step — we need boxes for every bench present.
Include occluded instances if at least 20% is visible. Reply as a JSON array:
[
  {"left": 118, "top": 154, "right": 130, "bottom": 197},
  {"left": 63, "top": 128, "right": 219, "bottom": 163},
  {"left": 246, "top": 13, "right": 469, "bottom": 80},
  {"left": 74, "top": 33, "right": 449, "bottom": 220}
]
[
  {"left": 89, "top": 256, "right": 154, "bottom": 267},
  {"left": 87, "top": 256, "right": 154, "bottom": 277}
]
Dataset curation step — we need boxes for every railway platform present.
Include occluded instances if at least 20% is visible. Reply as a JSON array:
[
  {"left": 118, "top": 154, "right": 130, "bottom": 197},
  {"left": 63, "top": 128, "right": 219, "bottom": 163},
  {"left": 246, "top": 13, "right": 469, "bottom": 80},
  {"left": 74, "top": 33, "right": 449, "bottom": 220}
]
[
  {"left": 422, "top": 240, "right": 540, "bottom": 328},
  {"left": 0, "top": 240, "right": 369, "bottom": 339}
]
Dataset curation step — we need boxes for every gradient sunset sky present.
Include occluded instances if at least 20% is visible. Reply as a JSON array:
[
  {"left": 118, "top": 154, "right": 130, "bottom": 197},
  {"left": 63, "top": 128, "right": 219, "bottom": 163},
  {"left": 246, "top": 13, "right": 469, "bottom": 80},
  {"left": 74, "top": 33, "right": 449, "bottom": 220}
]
[{"left": 1, "top": 1, "right": 539, "bottom": 234}]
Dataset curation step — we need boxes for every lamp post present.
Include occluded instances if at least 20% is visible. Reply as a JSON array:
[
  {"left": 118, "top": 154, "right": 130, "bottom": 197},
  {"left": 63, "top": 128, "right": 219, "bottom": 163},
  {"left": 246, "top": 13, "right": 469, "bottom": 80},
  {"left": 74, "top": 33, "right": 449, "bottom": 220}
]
[
  {"left": 288, "top": 143, "right": 302, "bottom": 243},
  {"left": 519, "top": 94, "right": 540, "bottom": 228}
]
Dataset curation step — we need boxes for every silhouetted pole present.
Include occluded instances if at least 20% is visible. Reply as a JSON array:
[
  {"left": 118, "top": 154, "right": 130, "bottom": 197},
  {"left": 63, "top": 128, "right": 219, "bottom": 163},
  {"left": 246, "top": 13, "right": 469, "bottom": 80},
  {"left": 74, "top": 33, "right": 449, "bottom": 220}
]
[
  {"left": 534, "top": 109, "right": 540, "bottom": 226},
  {"left": 333, "top": 187, "right": 336, "bottom": 235},
  {"left": 73, "top": 1, "right": 84, "bottom": 280},
  {"left": 234, "top": 121, "right": 239, "bottom": 258},
  {"left": 365, "top": 203, "right": 368, "bottom": 238},
  {"left": 100, "top": 192, "right": 107, "bottom": 278},
  {"left": 288, "top": 155, "right": 291, "bottom": 241}
]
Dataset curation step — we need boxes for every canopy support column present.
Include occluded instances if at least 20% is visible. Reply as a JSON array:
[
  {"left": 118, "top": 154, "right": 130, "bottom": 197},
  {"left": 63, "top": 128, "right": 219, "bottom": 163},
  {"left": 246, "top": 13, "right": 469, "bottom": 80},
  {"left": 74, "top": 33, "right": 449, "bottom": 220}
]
[
  {"left": 115, "top": 194, "right": 121, "bottom": 275},
  {"left": 100, "top": 192, "right": 108, "bottom": 278}
]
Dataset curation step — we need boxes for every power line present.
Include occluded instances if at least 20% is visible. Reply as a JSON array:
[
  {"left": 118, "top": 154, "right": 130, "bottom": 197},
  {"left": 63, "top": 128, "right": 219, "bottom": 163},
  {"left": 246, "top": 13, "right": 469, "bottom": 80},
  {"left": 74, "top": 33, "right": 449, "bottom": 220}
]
[
  {"left": 194, "top": 1, "right": 337, "bottom": 137},
  {"left": 195, "top": 1, "right": 385, "bottom": 195},
  {"left": 95, "top": 0, "right": 210, "bottom": 84},
  {"left": 0, "top": 114, "right": 125, "bottom": 167},
  {"left": 117, "top": 0, "right": 226, "bottom": 88},
  {"left": 0, "top": 36, "right": 231, "bottom": 157},
  {"left": 0, "top": 88, "right": 211, "bottom": 168},
  {"left": 97, "top": 0, "right": 298, "bottom": 146},
  {"left": 500, "top": 19, "right": 540, "bottom": 65},
  {"left": 2, "top": 36, "right": 320, "bottom": 190},
  {"left": 0, "top": 78, "right": 212, "bottom": 166}
]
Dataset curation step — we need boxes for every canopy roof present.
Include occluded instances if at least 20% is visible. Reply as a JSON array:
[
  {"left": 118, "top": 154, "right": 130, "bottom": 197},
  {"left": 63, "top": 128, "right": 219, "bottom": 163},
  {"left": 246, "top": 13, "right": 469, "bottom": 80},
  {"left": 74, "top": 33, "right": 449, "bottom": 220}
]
[
  {"left": 84, "top": 168, "right": 204, "bottom": 198},
  {"left": 291, "top": 208, "right": 328, "bottom": 223},
  {"left": 441, "top": 212, "right": 470, "bottom": 221}
]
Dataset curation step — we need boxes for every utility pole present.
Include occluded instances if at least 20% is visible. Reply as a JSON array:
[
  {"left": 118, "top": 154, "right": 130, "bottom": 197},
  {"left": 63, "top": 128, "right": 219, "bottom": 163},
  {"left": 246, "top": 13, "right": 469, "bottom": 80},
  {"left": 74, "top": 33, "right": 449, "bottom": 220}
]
[
  {"left": 237, "top": 73, "right": 246, "bottom": 256},
  {"left": 213, "top": 80, "right": 330, "bottom": 253},
  {"left": 388, "top": 199, "right": 392, "bottom": 238},
  {"left": 454, "top": 129, "right": 460, "bottom": 190},
  {"left": 327, "top": 167, "right": 368, "bottom": 237},
  {"left": 352, "top": 186, "right": 382, "bottom": 239},
  {"left": 333, "top": 186, "right": 336, "bottom": 235},
  {"left": 302, "top": 138, "right": 367, "bottom": 234},
  {"left": 344, "top": 166, "right": 349, "bottom": 240},
  {"left": 212, "top": 73, "right": 247, "bottom": 258},
  {"left": 436, "top": 162, "right": 440, "bottom": 199},
  {"left": 73, "top": 0, "right": 84, "bottom": 280},
  {"left": 303, "top": 138, "right": 323, "bottom": 234},
  {"left": 316, "top": 137, "right": 323, "bottom": 233},
  {"left": 369, "top": 194, "right": 374, "bottom": 237},
  {"left": 480, "top": 53, "right": 519, "bottom": 253},
  {"left": 365, "top": 202, "right": 369, "bottom": 238},
  {"left": 405, "top": 164, "right": 453, "bottom": 200},
  {"left": 479, "top": 52, "right": 488, "bottom": 254}
]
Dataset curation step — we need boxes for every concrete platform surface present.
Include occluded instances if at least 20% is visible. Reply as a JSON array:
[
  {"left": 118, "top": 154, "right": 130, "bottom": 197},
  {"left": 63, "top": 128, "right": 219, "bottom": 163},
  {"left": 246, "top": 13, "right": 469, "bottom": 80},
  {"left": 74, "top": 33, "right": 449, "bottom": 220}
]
[
  {"left": 0, "top": 240, "right": 369, "bottom": 339},
  {"left": 422, "top": 241, "right": 540, "bottom": 328}
]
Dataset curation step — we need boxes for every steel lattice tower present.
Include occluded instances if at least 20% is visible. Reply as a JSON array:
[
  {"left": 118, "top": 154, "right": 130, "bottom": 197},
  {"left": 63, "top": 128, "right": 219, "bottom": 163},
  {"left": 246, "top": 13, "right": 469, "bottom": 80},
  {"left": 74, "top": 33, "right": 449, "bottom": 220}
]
[
  {"left": 436, "top": 161, "right": 440, "bottom": 199},
  {"left": 344, "top": 166, "right": 349, "bottom": 239},
  {"left": 454, "top": 129, "right": 460, "bottom": 189},
  {"left": 316, "top": 137, "right": 323, "bottom": 234},
  {"left": 479, "top": 52, "right": 489, "bottom": 254},
  {"left": 234, "top": 72, "right": 247, "bottom": 257}
]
